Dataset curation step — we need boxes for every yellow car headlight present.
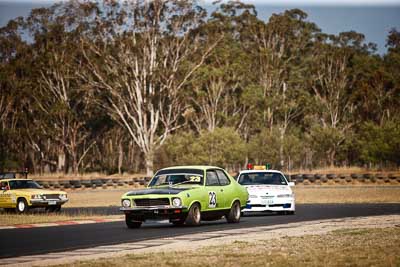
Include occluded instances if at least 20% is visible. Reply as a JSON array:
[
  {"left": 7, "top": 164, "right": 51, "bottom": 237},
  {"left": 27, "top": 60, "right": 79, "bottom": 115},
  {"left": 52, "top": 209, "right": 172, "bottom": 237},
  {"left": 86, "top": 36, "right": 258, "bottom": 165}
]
[{"left": 31, "top": 194, "right": 42, "bottom": 199}]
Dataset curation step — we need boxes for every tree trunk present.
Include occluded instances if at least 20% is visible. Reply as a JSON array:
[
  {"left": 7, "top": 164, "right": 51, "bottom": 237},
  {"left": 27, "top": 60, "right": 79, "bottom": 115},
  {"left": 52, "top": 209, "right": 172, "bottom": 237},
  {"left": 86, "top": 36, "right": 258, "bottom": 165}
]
[
  {"left": 328, "top": 149, "right": 336, "bottom": 168},
  {"left": 57, "top": 148, "right": 66, "bottom": 173},
  {"left": 279, "top": 127, "right": 284, "bottom": 170},
  {"left": 144, "top": 149, "right": 154, "bottom": 177},
  {"left": 118, "top": 141, "right": 123, "bottom": 175},
  {"left": 71, "top": 151, "right": 78, "bottom": 175}
]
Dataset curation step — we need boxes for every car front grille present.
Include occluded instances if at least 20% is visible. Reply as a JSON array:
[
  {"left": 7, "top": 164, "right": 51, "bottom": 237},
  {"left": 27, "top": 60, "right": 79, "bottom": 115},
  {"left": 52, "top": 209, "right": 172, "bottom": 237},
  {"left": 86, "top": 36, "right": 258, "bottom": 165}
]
[
  {"left": 134, "top": 198, "right": 170, "bottom": 207},
  {"left": 43, "top": 194, "right": 60, "bottom": 200}
]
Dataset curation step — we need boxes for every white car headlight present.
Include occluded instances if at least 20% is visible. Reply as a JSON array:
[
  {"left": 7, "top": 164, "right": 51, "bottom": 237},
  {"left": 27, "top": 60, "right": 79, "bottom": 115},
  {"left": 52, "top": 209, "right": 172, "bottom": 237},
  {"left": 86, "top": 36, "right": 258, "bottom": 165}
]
[
  {"left": 277, "top": 194, "right": 293, "bottom": 198},
  {"left": 122, "top": 199, "right": 131, "bottom": 208},
  {"left": 172, "top": 198, "right": 182, "bottom": 207},
  {"left": 248, "top": 195, "right": 258, "bottom": 198},
  {"left": 31, "top": 194, "right": 42, "bottom": 199},
  {"left": 59, "top": 194, "right": 68, "bottom": 199}
]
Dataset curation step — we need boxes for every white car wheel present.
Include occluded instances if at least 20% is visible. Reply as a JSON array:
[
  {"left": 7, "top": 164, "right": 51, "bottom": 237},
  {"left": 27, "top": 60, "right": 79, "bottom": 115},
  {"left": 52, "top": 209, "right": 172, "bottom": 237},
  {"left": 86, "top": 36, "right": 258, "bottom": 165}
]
[{"left": 17, "top": 199, "right": 28, "bottom": 213}]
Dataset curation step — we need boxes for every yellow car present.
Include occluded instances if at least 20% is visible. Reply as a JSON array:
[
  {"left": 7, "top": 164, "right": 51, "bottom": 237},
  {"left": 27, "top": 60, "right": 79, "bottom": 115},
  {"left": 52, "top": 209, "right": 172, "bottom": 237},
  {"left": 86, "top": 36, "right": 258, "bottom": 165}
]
[{"left": 0, "top": 178, "right": 68, "bottom": 213}]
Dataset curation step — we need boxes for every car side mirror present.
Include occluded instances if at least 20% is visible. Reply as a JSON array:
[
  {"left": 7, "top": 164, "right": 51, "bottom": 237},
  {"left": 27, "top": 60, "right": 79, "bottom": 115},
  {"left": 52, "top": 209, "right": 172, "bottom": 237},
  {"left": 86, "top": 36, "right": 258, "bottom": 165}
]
[{"left": 288, "top": 182, "right": 295, "bottom": 187}]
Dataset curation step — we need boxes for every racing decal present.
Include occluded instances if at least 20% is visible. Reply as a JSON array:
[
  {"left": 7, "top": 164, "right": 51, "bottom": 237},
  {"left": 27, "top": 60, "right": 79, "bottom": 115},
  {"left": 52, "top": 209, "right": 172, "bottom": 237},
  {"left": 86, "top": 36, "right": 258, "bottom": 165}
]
[
  {"left": 11, "top": 193, "right": 16, "bottom": 203},
  {"left": 208, "top": 191, "right": 217, "bottom": 208}
]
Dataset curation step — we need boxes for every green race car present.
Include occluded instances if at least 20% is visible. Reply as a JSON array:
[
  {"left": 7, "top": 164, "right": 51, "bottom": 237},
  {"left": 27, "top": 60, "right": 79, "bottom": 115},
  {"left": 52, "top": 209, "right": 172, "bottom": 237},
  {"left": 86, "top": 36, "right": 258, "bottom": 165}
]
[{"left": 120, "top": 166, "right": 248, "bottom": 228}]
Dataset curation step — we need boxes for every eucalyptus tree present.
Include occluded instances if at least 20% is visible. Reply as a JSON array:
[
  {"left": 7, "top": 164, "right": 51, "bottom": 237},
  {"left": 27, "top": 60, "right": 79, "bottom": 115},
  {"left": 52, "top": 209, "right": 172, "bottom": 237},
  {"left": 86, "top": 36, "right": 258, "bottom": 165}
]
[
  {"left": 188, "top": 1, "right": 255, "bottom": 133},
  {"left": 23, "top": 2, "right": 99, "bottom": 174},
  {"left": 80, "top": 0, "right": 219, "bottom": 175},
  {"left": 246, "top": 9, "right": 319, "bottom": 168},
  {"left": 0, "top": 18, "right": 38, "bottom": 171},
  {"left": 308, "top": 31, "right": 373, "bottom": 166}
]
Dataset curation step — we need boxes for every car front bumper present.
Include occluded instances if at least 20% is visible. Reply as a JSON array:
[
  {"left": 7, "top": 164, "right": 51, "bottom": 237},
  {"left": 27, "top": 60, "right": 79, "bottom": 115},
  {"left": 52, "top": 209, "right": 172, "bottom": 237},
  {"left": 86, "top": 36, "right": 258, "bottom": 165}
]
[
  {"left": 30, "top": 199, "right": 69, "bottom": 207},
  {"left": 120, "top": 205, "right": 188, "bottom": 220},
  {"left": 243, "top": 198, "right": 295, "bottom": 212}
]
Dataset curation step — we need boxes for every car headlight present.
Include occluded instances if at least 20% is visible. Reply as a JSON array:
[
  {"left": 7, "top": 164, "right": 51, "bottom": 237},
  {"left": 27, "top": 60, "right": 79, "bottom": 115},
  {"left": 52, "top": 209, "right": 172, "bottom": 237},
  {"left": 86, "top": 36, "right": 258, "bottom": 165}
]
[
  {"left": 248, "top": 195, "right": 258, "bottom": 199},
  {"left": 172, "top": 198, "right": 182, "bottom": 207},
  {"left": 31, "top": 194, "right": 42, "bottom": 199},
  {"left": 59, "top": 194, "right": 68, "bottom": 199},
  {"left": 277, "top": 194, "right": 293, "bottom": 198},
  {"left": 122, "top": 199, "right": 131, "bottom": 208}
]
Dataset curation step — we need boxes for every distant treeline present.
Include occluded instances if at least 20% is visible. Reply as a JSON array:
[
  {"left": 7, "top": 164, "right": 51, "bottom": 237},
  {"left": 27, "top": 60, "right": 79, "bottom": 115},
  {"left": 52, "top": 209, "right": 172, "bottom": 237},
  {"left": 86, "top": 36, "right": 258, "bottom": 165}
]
[{"left": 0, "top": 0, "right": 399, "bottom": 175}]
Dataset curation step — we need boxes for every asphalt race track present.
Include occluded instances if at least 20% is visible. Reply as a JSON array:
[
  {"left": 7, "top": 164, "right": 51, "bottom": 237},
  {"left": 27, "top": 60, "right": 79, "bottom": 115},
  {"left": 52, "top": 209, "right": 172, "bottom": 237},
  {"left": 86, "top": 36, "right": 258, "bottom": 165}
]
[{"left": 0, "top": 203, "right": 399, "bottom": 259}]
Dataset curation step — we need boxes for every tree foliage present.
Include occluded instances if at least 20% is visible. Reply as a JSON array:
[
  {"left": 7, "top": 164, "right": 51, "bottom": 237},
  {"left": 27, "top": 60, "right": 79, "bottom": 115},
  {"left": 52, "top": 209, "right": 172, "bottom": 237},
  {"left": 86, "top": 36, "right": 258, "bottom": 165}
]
[{"left": 0, "top": 0, "right": 399, "bottom": 174}]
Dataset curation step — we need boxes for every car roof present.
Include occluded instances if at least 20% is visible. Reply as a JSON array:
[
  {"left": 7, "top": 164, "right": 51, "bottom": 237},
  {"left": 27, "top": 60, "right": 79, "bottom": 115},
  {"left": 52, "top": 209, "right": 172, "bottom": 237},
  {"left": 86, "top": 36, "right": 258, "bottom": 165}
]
[
  {"left": 160, "top": 165, "right": 223, "bottom": 171},
  {"left": 238, "top": 169, "right": 284, "bottom": 174}
]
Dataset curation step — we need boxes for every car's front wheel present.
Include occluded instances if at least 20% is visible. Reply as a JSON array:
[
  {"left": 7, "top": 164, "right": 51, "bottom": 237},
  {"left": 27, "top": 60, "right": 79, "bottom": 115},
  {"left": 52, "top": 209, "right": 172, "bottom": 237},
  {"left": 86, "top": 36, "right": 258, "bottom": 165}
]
[
  {"left": 226, "top": 201, "right": 241, "bottom": 223},
  {"left": 125, "top": 214, "right": 142, "bottom": 229},
  {"left": 185, "top": 203, "right": 201, "bottom": 226},
  {"left": 16, "top": 198, "right": 28, "bottom": 213}
]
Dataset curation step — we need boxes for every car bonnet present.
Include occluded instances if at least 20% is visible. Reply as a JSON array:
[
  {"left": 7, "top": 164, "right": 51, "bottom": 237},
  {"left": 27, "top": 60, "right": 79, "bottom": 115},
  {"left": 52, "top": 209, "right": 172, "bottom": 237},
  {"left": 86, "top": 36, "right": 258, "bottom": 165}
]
[
  {"left": 126, "top": 187, "right": 190, "bottom": 196},
  {"left": 244, "top": 184, "right": 292, "bottom": 194}
]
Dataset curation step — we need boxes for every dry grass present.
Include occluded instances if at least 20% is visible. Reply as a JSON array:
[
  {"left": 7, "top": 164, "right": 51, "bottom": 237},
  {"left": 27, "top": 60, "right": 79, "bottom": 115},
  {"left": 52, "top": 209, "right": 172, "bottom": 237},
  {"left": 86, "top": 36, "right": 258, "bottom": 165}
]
[
  {"left": 0, "top": 213, "right": 122, "bottom": 226},
  {"left": 65, "top": 189, "right": 126, "bottom": 207},
  {"left": 293, "top": 186, "right": 400, "bottom": 203},
  {"left": 56, "top": 227, "right": 400, "bottom": 267},
  {"left": 62, "top": 186, "right": 400, "bottom": 208}
]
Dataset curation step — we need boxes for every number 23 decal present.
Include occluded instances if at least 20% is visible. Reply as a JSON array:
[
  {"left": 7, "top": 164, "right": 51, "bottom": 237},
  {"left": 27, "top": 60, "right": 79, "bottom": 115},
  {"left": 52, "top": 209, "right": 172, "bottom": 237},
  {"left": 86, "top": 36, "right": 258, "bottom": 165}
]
[{"left": 208, "top": 191, "right": 217, "bottom": 208}]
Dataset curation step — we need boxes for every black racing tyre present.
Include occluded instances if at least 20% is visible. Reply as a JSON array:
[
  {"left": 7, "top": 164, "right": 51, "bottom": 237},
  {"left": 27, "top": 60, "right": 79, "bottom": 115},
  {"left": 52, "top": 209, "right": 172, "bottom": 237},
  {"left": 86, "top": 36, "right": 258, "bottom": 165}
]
[
  {"left": 226, "top": 201, "right": 241, "bottom": 223},
  {"left": 125, "top": 214, "right": 142, "bottom": 229},
  {"left": 185, "top": 203, "right": 201, "bottom": 226},
  {"left": 16, "top": 198, "right": 28, "bottom": 213}
]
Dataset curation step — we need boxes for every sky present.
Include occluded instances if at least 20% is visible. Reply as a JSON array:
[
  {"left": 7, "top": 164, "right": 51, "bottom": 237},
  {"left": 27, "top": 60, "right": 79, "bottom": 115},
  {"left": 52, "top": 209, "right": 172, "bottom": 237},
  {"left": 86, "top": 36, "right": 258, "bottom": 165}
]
[{"left": 0, "top": 0, "right": 399, "bottom": 54}]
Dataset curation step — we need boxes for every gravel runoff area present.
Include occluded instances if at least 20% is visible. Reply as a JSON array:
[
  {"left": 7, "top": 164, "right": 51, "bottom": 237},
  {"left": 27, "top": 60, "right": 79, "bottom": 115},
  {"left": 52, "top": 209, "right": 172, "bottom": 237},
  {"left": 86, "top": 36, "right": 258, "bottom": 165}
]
[{"left": 4, "top": 215, "right": 399, "bottom": 267}]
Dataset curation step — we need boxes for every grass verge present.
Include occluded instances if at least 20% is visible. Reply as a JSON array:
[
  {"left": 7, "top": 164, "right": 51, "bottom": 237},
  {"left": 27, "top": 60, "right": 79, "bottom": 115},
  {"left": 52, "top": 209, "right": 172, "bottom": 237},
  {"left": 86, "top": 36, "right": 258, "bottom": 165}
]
[
  {"left": 0, "top": 212, "right": 122, "bottom": 226},
  {"left": 55, "top": 227, "right": 400, "bottom": 267},
  {"left": 62, "top": 186, "right": 400, "bottom": 208},
  {"left": 293, "top": 186, "right": 400, "bottom": 203}
]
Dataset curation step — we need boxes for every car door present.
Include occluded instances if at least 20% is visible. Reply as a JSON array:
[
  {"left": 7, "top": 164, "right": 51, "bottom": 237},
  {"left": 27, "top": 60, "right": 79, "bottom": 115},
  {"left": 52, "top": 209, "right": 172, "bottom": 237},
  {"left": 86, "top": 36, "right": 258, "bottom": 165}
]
[
  {"left": 205, "top": 170, "right": 226, "bottom": 210},
  {"left": 215, "top": 169, "right": 234, "bottom": 208},
  {"left": 0, "top": 181, "right": 11, "bottom": 207}
]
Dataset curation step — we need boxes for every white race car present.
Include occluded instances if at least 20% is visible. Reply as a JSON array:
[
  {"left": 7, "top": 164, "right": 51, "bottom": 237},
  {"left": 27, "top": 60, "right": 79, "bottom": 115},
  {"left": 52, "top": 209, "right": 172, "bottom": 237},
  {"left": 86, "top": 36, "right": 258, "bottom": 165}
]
[{"left": 237, "top": 167, "right": 295, "bottom": 214}]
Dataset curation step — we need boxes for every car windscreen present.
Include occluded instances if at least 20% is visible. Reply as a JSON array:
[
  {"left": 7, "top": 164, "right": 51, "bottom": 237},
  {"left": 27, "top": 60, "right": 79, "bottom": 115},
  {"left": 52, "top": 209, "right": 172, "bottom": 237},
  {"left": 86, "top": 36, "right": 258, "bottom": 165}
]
[
  {"left": 149, "top": 169, "right": 204, "bottom": 187},
  {"left": 9, "top": 180, "right": 42, "bottom": 189},
  {"left": 238, "top": 172, "right": 287, "bottom": 185}
]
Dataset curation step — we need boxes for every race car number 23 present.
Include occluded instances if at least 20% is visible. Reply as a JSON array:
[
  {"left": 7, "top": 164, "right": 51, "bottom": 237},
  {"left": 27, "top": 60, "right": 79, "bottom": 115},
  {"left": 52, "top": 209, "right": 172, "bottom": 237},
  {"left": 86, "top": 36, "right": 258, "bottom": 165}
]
[{"left": 208, "top": 191, "right": 217, "bottom": 208}]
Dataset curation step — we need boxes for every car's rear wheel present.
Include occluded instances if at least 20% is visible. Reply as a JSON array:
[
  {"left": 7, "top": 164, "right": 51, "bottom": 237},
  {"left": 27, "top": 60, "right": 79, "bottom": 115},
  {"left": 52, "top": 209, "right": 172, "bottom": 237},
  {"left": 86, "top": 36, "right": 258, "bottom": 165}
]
[
  {"left": 185, "top": 203, "right": 201, "bottom": 226},
  {"left": 226, "top": 201, "right": 241, "bottom": 223},
  {"left": 125, "top": 214, "right": 142, "bottom": 229},
  {"left": 16, "top": 198, "right": 28, "bottom": 213}
]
